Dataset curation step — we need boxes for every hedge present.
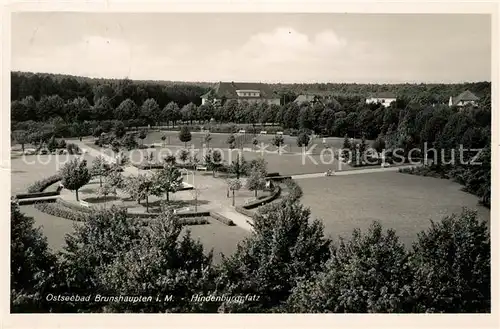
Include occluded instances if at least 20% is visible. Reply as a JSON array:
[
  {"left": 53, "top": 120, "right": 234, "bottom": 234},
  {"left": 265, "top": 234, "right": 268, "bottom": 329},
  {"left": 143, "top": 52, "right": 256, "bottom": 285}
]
[
  {"left": 56, "top": 198, "right": 94, "bottom": 213},
  {"left": 18, "top": 198, "right": 57, "bottom": 206},
  {"left": 235, "top": 206, "right": 255, "bottom": 218},
  {"left": 210, "top": 212, "right": 235, "bottom": 226},
  {"left": 265, "top": 175, "right": 292, "bottom": 183},
  {"left": 243, "top": 186, "right": 281, "bottom": 209},
  {"left": 26, "top": 174, "right": 62, "bottom": 193},
  {"left": 15, "top": 190, "right": 60, "bottom": 199},
  {"left": 282, "top": 179, "right": 303, "bottom": 202},
  {"left": 34, "top": 202, "right": 87, "bottom": 221}
]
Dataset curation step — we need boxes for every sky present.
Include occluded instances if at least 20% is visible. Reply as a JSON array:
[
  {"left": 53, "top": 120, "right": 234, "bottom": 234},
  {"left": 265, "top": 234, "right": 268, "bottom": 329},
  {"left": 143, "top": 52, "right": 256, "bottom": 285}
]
[{"left": 11, "top": 13, "right": 491, "bottom": 83}]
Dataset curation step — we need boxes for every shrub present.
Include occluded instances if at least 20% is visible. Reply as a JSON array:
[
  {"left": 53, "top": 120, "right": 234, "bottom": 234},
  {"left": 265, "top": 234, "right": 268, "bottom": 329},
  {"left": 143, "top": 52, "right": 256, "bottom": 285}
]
[
  {"left": 26, "top": 174, "right": 62, "bottom": 193},
  {"left": 34, "top": 202, "right": 86, "bottom": 221},
  {"left": 56, "top": 198, "right": 93, "bottom": 213},
  {"left": 235, "top": 206, "right": 255, "bottom": 218},
  {"left": 283, "top": 179, "right": 303, "bottom": 202}
]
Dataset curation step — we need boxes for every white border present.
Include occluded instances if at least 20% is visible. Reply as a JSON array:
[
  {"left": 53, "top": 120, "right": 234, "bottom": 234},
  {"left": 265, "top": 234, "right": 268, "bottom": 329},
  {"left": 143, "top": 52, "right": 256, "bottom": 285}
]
[{"left": 1, "top": 1, "right": 498, "bottom": 328}]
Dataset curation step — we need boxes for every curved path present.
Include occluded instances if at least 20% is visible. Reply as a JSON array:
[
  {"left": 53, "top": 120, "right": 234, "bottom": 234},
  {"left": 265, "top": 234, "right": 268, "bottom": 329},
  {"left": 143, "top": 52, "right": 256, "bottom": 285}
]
[{"left": 291, "top": 164, "right": 420, "bottom": 180}]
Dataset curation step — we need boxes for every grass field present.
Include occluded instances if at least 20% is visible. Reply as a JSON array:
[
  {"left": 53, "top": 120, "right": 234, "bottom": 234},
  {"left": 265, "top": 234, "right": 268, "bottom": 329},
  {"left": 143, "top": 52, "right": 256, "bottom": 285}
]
[
  {"left": 19, "top": 205, "right": 248, "bottom": 263},
  {"left": 297, "top": 172, "right": 490, "bottom": 247},
  {"left": 143, "top": 130, "right": 364, "bottom": 152},
  {"left": 11, "top": 154, "right": 94, "bottom": 195}
]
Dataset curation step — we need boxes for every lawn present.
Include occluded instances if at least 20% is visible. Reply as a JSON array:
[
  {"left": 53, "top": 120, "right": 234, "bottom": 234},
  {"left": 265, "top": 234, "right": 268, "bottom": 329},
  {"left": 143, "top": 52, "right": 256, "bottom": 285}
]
[
  {"left": 143, "top": 130, "right": 366, "bottom": 153},
  {"left": 11, "top": 153, "right": 95, "bottom": 195},
  {"left": 20, "top": 204, "right": 248, "bottom": 264},
  {"left": 184, "top": 218, "right": 250, "bottom": 264},
  {"left": 297, "top": 172, "right": 491, "bottom": 247}
]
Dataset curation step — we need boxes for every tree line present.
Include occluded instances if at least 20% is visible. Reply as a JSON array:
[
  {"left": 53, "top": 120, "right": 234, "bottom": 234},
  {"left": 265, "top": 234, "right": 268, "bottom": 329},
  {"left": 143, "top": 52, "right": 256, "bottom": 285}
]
[{"left": 11, "top": 195, "right": 490, "bottom": 313}]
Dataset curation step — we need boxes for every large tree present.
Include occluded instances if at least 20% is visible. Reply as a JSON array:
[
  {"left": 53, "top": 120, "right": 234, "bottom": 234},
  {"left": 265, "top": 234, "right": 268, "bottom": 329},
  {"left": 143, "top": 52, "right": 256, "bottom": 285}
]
[
  {"left": 91, "top": 155, "right": 111, "bottom": 187},
  {"left": 217, "top": 199, "right": 331, "bottom": 312},
  {"left": 11, "top": 201, "right": 57, "bottom": 313},
  {"left": 287, "top": 221, "right": 413, "bottom": 313},
  {"left": 61, "top": 159, "right": 92, "bottom": 201},
  {"left": 152, "top": 164, "right": 183, "bottom": 202},
  {"left": 98, "top": 211, "right": 215, "bottom": 312},
  {"left": 409, "top": 209, "right": 490, "bottom": 313}
]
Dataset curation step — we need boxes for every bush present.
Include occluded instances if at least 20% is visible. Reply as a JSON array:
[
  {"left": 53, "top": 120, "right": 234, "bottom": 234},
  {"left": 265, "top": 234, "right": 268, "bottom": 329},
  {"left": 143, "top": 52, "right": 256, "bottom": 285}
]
[
  {"left": 15, "top": 191, "right": 60, "bottom": 199},
  {"left": 26, "top": 174, "right": 62, "bottom": 193},
  {"left": 34, "top": 202, "right": 86, "bottom": 221},
  {"left": 210, "top": 212, "right": 235, "bottom": 226},
  {"left": 66, "top": 143, "right": 81, "bottom": 155},
  {"left": 243, "top": 186, "right": 281, "bottom": 209},
  {"left": 235, "top": 206, "right": 255, "bottom": 218},
  {"left": 56, "top": 198, "right": 93, "bottom": 213},
  {"left": 283, "top": 179, "right": 303, "bottom": 202}
]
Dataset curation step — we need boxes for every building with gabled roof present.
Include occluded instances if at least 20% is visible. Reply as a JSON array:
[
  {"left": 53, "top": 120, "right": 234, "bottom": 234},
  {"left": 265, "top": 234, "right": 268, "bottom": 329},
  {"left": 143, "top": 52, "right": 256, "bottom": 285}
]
[
  {"left": 365, "top": 92, "right": 397, "bottom": 108},
  {"left": 200, "top": 81, "right": 280, "bottom": 105},
  {"left": 448, "top": 90, "right": 480, "bottom": 107}
]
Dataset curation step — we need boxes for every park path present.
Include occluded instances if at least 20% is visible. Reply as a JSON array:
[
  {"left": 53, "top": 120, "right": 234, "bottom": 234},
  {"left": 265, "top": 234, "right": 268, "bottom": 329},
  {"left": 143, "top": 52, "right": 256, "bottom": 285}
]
[
  {"left": 290, "top": 164, "right": 420, "bottom": 180},
  {"left": 72, "top": 139, "right": 253, "bottom": 230}
]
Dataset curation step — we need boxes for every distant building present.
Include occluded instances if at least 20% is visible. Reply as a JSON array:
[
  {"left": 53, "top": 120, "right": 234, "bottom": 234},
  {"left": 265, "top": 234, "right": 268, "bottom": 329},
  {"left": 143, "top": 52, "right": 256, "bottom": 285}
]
[
  {"left": 365, "top": 92, "right": 397, "bottom": 108},
  {"left": 200, "top": 82, "right": 280, "bottom": 106},
  {"left": 294, "top": 92, "right": 341, "bottom": 108},
  {"left": 448, "top": 90, "right": 480, "bottom": 108}
]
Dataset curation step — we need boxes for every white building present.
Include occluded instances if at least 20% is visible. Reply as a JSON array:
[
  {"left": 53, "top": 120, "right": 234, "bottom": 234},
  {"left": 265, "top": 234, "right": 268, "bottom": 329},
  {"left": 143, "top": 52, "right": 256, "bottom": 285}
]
[{"left": 365, "top": 92, "right": 397, "bottom": 108}]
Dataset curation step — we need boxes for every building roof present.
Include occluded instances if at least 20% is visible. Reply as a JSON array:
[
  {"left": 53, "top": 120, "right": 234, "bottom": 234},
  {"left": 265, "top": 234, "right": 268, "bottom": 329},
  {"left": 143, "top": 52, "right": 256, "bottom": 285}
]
[
  {"left": 294, "top": 94, "right": 316, "bottom": 103},
  {"left": 454, "top": 90, "right": 480, "bottom": 103},
  {"left": 201, "top": 81, "right": 278, "bottom": 99},
  {"left": 367, "top": 92, "right": 397, "bottom": 99}
]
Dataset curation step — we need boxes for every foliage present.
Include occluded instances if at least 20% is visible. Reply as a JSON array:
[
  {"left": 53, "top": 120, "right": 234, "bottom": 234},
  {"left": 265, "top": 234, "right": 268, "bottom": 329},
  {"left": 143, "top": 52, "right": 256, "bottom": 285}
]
[
  {"left": 152, "top": 164, "right": 183, "bottom": 202},
  {"left": 245, "top": 168, "right": 267, "bottom": 198},
  {"left": 98, "top": 211, "right": 215, "bottom": 312},
  {"left": 229, "top": 154, "right": 248, "bottom": 179},
  {"left": 217, "top": 199, "right": 331, "bottom": 312},
  {"left": 11, "top": 200, "right": 57, "bottom": 312},
  {"left": 205, "top": 149, "right": 223, "bottom": 177},
  {"left": 60, "top": 159, "right": 92, "bottom": 201},
  {"left": 287, "top": 222, "right": 413, "bottom": 312},
  {"left": 179, "top": 149, "right": 190, "bottom": 163},
  {"left": 91, "top": 156, "right": 111, "bottom": 187},
  {"left": 227, "top": 179, "right": 242, "bottom": 206},
  {"left": 179, "top": 126, "right": 192, "bottom": 147},
  {"left": 125, "top": 174, "right": 154, "bottom": 211},
  {"left": 296, "top": 131, "right": 310, "bottom": 147},
  {"left": 227, "top": 134, "right": 236, "bottom": 149},
  {"left": 408, "top": 209, "right": 490, "bottom": 312},
  {"left": 283, "top": 179, "right": 303, "bottom": 202},
  {"left": 27, "top": 174, "right": 62, "bottom": 193},
  {"left": 33, "top": 202, "right": 86, "bottom": 222}
]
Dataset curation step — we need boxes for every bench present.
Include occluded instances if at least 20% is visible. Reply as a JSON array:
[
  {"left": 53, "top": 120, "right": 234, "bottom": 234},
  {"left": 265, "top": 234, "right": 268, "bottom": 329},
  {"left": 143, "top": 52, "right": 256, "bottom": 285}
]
[
  {"left": 260, "top": 131, "right": 267, "bottom": 134},
  {"left": 80, "top": 200, "right": 90, "bottom": 208},
  {"left": 196, "top": 166, "right": 208, "bottom": 171}
]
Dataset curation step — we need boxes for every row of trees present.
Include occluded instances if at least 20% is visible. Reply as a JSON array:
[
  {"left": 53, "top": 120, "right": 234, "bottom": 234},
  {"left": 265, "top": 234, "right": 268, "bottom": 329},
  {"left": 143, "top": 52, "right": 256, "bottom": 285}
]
[{"left": 12, "top": 195, "right": 490, "bottom": 313}]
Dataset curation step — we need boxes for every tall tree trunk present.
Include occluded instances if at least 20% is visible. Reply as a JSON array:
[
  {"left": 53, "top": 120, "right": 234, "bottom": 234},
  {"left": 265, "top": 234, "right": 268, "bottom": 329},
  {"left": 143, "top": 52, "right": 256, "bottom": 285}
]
[
  {"left": 99, "top": 175, "right": 102, "bottom": 187},
  {"left": 166, "top": 191, "right": 169, "bottom": 202},
  {"left": 255, "top": 190, "right": 258, "bottom": 197},
  {"left": 232, "top": 190, "right": 235, "bottom": 206},
  {"left": 75, "top": 189, "right": 79, "bottom": 201},
  {"left": 146, "top": 196, "right": 149, "bottom": 212}
]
